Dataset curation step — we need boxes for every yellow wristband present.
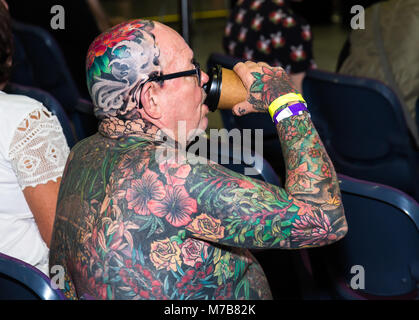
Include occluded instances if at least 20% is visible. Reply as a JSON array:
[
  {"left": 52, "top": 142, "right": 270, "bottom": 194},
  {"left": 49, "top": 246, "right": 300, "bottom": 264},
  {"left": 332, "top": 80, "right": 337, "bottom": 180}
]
[{"left": 268, "top": 93, "right": 305, "bottom": 119}]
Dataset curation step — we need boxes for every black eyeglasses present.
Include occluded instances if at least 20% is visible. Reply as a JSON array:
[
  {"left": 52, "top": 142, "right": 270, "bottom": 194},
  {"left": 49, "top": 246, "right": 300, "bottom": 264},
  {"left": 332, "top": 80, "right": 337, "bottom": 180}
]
[
  {"left": 136, "top": 60, "right": 202, "bottom": 108},
  {"left": 148, "top": 60, "right": 201, "bottom": 86}
]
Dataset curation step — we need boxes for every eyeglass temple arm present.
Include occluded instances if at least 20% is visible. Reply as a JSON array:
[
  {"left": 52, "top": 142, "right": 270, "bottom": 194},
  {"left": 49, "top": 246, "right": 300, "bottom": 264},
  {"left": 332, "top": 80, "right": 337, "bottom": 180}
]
[{"left": 150, "top": 70, "right": 197, "bottom": 82}]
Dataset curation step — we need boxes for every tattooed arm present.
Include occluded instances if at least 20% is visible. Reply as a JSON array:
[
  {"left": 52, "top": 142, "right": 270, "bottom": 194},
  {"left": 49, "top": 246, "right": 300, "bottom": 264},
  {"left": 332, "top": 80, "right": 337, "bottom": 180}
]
[
  {"left": 149, "top": 56, "right": 348, "bottom": 248},
  {"left": 177, "top": 61, "right": 347, "bottom": 249},
  {"left": 178, "top": 151, "right": 346, "bottom": 249}
]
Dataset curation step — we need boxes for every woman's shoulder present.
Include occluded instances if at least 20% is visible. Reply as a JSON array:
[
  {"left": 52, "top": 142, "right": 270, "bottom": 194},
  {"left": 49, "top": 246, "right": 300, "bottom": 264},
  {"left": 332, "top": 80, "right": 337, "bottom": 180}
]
[
  {"left": 0, "top": 92, "right": 49, "bottom": 154},
  {"left": 0, "top": 91, "right": 45, "bottom": 124}
]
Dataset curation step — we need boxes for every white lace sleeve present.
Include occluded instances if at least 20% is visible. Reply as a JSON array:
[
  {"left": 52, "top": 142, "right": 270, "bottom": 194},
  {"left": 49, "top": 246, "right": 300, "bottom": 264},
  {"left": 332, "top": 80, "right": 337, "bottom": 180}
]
[{"left": 8, "top": 106, "right": 70, "bottom": 189}]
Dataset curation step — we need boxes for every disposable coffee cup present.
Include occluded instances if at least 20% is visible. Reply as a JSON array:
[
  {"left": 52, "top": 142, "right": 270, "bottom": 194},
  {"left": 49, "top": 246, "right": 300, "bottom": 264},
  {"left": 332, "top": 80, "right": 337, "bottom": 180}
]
[{"left": 204, "top": 65, "right": 247, "bottom": 112}]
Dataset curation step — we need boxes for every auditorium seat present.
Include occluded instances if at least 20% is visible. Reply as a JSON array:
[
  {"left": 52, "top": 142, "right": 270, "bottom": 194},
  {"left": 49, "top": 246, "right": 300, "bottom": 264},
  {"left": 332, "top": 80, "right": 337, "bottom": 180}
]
[
  {"left": 0, "top": 252, "right": 66, "bottom": 300},
  {"left": 303, "top": 69, "right": 419, "bottom": 201},
  {"left": 299, "top": 175, "right": 419, "bottom": 299}
]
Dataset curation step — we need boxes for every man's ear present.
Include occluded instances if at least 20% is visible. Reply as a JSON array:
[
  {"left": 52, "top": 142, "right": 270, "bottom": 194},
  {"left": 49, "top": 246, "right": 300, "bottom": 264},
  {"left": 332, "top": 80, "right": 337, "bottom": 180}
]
[{"left": 140, "top": 81, "right": 162, "bottom": 119}]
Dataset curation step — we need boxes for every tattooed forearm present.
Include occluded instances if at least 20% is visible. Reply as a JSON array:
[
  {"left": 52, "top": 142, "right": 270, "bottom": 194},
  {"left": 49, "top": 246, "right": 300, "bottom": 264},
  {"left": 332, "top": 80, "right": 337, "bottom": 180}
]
[
  {"left": 276, "top": 113, "right": 347, "bottom": 243},
  {"left": 239, "top": 64, "right": 347, "bottom": 246}
]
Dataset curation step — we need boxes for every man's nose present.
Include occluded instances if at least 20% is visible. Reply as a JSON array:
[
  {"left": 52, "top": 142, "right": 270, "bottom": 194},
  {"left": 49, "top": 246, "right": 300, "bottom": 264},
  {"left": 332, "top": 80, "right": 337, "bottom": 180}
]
[{"left": 201, "top": 71, "right": 209, "bottom": 87}]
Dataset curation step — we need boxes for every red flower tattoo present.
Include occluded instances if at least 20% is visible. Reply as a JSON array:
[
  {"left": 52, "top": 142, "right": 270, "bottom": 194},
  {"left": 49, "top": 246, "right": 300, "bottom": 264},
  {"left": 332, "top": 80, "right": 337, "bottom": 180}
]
[
  {"left": 147, "top": 185, "right": 197, "bottom": 227},
  {"left": 125, "top": 169, "right": 165, "bottom": 215}
]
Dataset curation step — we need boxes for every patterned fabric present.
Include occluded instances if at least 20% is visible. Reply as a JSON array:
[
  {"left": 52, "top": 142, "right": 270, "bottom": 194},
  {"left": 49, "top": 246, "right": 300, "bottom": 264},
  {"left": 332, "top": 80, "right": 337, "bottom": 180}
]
[
  {"left": 223, "top": 0, "right": 315, "bottom": 73},
  {"left": 9, "top": 107, "right": 70, "bottom": 189}
]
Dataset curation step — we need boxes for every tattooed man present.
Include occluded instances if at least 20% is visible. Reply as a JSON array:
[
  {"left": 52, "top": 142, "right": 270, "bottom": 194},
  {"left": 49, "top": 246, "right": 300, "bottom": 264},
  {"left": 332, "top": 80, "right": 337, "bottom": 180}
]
[{"left": 49, "top": 20, "right": 347, "bottom": 300}]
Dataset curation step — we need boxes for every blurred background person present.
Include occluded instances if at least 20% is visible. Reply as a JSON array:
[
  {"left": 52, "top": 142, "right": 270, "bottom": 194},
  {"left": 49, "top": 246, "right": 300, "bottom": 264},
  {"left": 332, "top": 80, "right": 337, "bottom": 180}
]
[
  {"left": 338, "top": 0, "right": 384, "bottom": 30},
  {"left": 0, "top": 0, "right": 69, "bottom": 275},
  {"left": 223, "top": 0, "right": 315, "bottom": 92},
  {"left": 338, "top": 0, "right": 419, "bottom": 147}
]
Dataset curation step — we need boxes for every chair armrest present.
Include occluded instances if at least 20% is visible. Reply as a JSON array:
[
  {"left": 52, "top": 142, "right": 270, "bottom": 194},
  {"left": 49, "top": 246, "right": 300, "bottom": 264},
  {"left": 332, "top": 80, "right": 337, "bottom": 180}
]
[{"left": 338, "top": 174, "right": 419, "bottom": 231}]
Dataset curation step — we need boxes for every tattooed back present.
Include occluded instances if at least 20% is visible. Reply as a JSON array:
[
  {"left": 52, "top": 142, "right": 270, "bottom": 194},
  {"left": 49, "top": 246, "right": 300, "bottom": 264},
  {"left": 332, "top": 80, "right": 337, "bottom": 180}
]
[{"left": 50, "top": 133, "right": 274, "bottom": 300}]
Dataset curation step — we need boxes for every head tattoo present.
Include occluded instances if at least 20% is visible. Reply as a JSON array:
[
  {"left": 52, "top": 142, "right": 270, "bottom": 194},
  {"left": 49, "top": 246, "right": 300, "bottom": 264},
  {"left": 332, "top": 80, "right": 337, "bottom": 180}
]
[{"left": 86, "top": 20, "right": 160, "bottom": 119}]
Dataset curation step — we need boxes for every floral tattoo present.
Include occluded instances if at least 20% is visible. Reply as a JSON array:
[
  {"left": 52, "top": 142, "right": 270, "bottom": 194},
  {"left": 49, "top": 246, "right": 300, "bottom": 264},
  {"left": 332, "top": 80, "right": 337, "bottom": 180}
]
[
  {"left": 50, "top": 119, "right": 347, "bottom": 300},
  {"left": 248, "top": 66, "right": 298, "bottom": 112}
]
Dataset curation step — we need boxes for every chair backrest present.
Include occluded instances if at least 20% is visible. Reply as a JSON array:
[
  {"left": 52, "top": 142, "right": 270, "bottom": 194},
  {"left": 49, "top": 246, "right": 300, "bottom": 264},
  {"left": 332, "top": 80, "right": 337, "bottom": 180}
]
[
  {"left": 206, "top": 53, "right": 286, "bottom": 180},
  {"left": 11, "top": 20, "right": 98, "bottom": 141},
  {"left": 303, "top": 69, "right": 419, "bottom": 201},
  {"left": 0, "top": 252, "right": 66, "bottom": 300},
  {"left": 5, "top": 83, "right": 77, "bottom": 148},
  {"left": 11, "top": 20, "right": 80, "bottom": 113},
  {"left": 322, "top": 174, "right": 419, "bottom": 298}
]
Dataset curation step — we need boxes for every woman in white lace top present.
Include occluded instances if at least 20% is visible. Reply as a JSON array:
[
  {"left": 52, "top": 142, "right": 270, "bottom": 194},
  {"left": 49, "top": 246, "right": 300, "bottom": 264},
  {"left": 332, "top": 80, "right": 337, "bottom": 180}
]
[{"left": 0, "top": 0, "right": 70, "bottom": 275}]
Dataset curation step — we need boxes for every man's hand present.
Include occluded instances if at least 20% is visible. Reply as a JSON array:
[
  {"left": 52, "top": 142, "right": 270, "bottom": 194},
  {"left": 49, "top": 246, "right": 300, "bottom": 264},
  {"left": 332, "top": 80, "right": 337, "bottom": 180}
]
[{"left": 232, "top": 61, "right": 299, "bottom": 116}]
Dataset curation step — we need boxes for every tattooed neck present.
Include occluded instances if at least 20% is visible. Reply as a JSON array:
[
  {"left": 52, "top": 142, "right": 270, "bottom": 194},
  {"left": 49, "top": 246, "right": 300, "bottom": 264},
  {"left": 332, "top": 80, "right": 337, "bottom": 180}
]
[
  {"left": 99, "top": 116, "right": 182, "bottom": 150},
  {"left": 99, "top": 117, "right": 161, "bottom": 140}
]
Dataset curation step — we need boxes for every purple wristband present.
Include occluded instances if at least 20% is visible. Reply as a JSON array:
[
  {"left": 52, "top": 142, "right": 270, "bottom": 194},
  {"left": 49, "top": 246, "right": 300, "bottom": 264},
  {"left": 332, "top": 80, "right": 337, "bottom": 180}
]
[
  {"left": 288, "top": 102, "right": 308, "bottom": 114},
  {"left": 273, "top": 102, "right": 309, "bottom": 125}
]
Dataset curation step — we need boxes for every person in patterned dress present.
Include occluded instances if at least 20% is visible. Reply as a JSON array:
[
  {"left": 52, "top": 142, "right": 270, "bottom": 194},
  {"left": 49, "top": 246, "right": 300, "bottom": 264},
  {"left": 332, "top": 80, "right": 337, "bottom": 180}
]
[{"left": 223, "top": 0, "right": 315, "bottom": 92}]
